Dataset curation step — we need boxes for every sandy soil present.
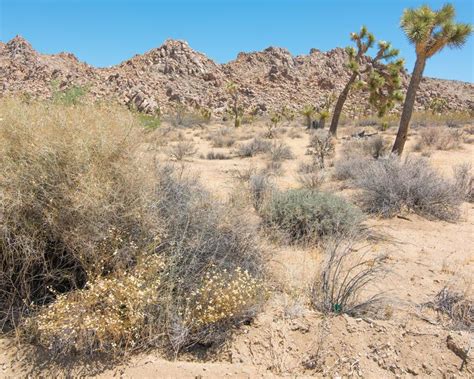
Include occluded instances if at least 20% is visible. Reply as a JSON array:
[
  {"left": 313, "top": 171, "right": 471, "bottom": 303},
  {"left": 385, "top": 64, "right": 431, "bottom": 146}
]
[{"left": 1, "top": 120, "right": 473, "bottom": 378}]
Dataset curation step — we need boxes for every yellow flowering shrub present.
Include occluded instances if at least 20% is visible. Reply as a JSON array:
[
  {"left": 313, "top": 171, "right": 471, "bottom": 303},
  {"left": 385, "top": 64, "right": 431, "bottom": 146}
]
[
  {"left": 24, "top": 256, "right": 164, "bottom": 356},
  {"left": 184, "top": 267, "right": 266, "bottom": 327}
]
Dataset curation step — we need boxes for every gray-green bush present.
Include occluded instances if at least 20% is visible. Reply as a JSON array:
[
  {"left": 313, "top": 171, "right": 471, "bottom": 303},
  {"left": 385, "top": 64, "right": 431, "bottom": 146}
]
[{"left": 261, "top": 189, "right": 364, "bottom": 244}]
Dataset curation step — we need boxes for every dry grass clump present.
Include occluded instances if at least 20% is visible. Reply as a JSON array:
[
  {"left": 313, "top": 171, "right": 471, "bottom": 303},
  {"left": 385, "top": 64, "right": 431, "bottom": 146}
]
[
  {"left": 268, "top": 141, "right": 294, "bottom": 162},
  {"left": 310, "top": 234, "right": 388, "bottom": 316},
  {"left": 260, "top": 189, "right": 364, "bottom": 244},
  {"left": 24, "top": 256, "right": 164, "bottom": 357},
  {"left": 430, "top": 286, "right": 473, "bottom": 330},
  {"left": 454, "top": 163, "right": 474, "bottom": 202},
  {"left": 0, "top": 98, "right": 153, "bottom": 329},
  {"left": 206, "top": 151, "right": 231, "bottom": 160},
  {"left": 414, "top": 126, "right": 463, "bottom": 151},
  {"left": 297, "top": 160, "right": 326, "bottom": 190},
  {"left": 352, "top": 155, "right": 464, "bottom": 221},
  {"left": 341, "top": 135, "right": 389, "bottom": 159},
  {"left": 248, "top": 173, "right": 274, "bottom": 210},
  {"left": 237, "top": 137, "right": 272, "bottom": 157},
  {"left": 208, "top": 127, "right": 236, "bottom": 148}
]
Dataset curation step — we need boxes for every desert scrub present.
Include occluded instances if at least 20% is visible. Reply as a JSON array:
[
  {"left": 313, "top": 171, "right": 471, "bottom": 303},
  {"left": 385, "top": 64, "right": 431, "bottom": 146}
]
[
  {"left": 261, "top": 189, "right": 364, "bottom": 244},
  {"left": 151, "top": 165, "right": 265, "bottom": 352},
  {"left": 237, "top": 137, "right": 272, "bottom": 157},
  {"left": 0, "top": 98, "right": 155, "bottom": 328},
  {"left": 24, "top": 255, "right": 165, "bottom": 357},
  {"left": 184, "top": 266, "right": 266, "bottom": 328},
  {"left": 414, "top": 126, "right": 463, "bottom": 151},
  {"left": 352, "top": 155, "right": 464, "bottom": 220},
  {"left": 310, "top": 234, "right": 388, "bottom": 317}
]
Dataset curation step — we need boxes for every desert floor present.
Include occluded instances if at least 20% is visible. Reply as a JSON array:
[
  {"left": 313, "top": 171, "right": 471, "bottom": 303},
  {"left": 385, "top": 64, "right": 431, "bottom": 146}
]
[{"left": 1, "top": 119, "right": 473, "bottom": 378}]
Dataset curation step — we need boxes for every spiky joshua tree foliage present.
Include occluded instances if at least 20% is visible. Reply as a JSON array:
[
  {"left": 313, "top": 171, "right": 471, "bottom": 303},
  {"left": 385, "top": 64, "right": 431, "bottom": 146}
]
[
  {"left": 226, "top": 81, "right": 243, "bottom": 127},
  {"left": 392, "top": 3, "right": 472, "bottom": 155},
  {"left": 329, "top": 26, "right": 404, "bottom": 137}
]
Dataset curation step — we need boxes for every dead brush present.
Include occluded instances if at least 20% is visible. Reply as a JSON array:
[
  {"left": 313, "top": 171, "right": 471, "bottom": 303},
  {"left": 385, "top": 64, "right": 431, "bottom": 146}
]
[
  {"left": 307, "top": 130, "right": 335, "bottom": 168},
  {"left": 0, "top": 98, "right": 155, "bottom": 330},
  {"left": 310, "top": 234, "right": 389, "bottom": 317},
  {"left": 207, "top": 127, "right": 236, "bottom": 148},
  {"left": 415, "top": 126, "right": 463, "bottom": 151},
  {"left": 429, "top": 286, "right": 473, "bottom": 330},
  {"left": 168, "top": 139, "right": 198, "bottom": 161}
]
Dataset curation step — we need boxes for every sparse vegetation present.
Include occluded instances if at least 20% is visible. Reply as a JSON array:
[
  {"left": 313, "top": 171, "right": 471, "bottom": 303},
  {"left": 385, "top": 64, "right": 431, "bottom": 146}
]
[
  {"left": 307, "top": 130, "right": 335, "bottom": 168},
  {"left": 429, "top": 285, "right": 473, "bottom": 330},
  {"left": 414, "top": 126, "right": 463, "bottom": 151},
  {"left": 261, "top": 189, "right": 364, "bottom": 244},
  {"left": 237, "top": 137, "right": 272, "bottom": 157},
  {"left": 310, "top": 234, "right": 388, "bottom": 316},
  {"left": 168, "top": 140, "right": 198, "bottom": 161},
  {"left": 352, "top": 155, "right": 464, "bottom": 220}
]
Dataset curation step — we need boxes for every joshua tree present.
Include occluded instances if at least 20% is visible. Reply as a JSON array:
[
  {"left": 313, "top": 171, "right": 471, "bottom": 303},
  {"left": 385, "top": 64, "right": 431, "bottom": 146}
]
[
  {"left": 329, "top": 26, "right": 404, "bottom": 137},
  {"left": 392, "top": 4, "right": 472, "bottom": 155},
  {"left": 302, "top": 104, "right": 317, "bottom": 129},
  {"left": 226, "top": 81, "right": 243, "bottom": 127}
]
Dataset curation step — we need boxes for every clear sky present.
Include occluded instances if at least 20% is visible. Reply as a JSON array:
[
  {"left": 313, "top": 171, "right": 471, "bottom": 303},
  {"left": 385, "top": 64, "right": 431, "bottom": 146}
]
[{"left": 1, "top": 0, "right": 473, "bottom": 82}]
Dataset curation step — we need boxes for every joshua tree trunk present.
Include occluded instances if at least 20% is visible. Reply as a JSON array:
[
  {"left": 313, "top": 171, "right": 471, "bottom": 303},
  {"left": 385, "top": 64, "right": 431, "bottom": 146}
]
[
  {"left": 392, "top": 56, "right": 426, "bottom": 155},
  {"left": 329, "top": 71, "right": 358, "bottom": 137}
]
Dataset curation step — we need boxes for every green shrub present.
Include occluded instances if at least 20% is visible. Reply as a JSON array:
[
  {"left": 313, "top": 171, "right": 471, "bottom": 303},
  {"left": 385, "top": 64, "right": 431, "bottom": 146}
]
[{"left": 261, "top": 189, "right": 364, "bottom": 244}]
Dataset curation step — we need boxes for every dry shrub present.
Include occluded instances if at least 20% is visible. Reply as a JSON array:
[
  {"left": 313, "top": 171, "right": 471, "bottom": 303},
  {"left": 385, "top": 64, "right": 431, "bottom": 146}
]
[
  {"left": 341, "top": 135, "right": 388, "bottom": 159},
  {"left": 454, "top": 163, "right": 474, "bottom": 202},
  {"left": 24, "top": 256, "right": 164, "bottom": 357},
  {"left": 168, "top": 140, "right": 198, "bottom": 161},
  {"left": 206, "top": 151, "right": 231, "bottom": 160},
  {"left": 261, "top": 189, "right": 364, "bottom": 244},
  {"left": 237, "top": 137, "right": 272, "bottom": 157},
  {"left": 353, "top": 155, "right": 464, "bottom": 221},
  {"left": 297, "top": 160, "right": 326, "bottom": 190},
  {"left": 310, "top": 234, "right": 388, "bottom": 316},
  {"left": 415, "top": 127, "right": 463, "bottom": 151},
  {"left": 248, "top": 173, "right": 274, "bottom": 210},
  {"left": 0, "top": 98, "right": 154, "bottom": 329},
  {"left": 151, "top": 166, "right": 265, "bottom": 352},
  {"left": 333, "top": 155, "right": 372, "bottom": 181},
  {"left": 307, "top": 130, "right": 335, "bottom": 168},
  {"left": 184, "top": 266, "right": 265, "bottom": 328},
  {"left": 208, "top": 127, "right": 236, "bottom": 148},
  {"left": 268, "top": 141, "right": 294, "bottom": 162},
  {"left": 430, "top": 286, "right": 473, "bottom": 330}
]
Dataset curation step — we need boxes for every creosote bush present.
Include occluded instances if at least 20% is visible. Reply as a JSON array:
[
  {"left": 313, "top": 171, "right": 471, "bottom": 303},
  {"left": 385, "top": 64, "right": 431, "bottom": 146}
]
[
  {"left": 261, "top": 189, "right": 364, "bottom": 244},
  {"left": 0, "top": 98, "right": 153, "bottom": 329},
  {"left": 353, "top": 155, "right": 464, "bottom": 220}
]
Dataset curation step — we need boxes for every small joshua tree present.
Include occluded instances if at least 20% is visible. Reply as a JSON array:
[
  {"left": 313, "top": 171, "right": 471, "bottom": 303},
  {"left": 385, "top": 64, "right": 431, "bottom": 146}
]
[
  {"left": 226, "top": 81, "right": 243, "bottom": 127},
  {"left": 317, "top": 93, "right": 336, "bottom": 129},
  {"left": 266, "top": 112, "right": 282, "bottom": 138},
  {"left": 329, "top": 26, "right": 404, "bottom": 137},
  {"left": 302, "top": 104, "right": 317, "bottom": 129},
  {"left": 392, "top": 4, "right": 472, "bottom": 155}
]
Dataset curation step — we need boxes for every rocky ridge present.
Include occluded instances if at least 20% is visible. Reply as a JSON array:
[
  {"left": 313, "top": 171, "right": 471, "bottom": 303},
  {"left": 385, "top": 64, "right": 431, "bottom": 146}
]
[{"left": 1, "top": 35, "right": 473, "bottom": 115}]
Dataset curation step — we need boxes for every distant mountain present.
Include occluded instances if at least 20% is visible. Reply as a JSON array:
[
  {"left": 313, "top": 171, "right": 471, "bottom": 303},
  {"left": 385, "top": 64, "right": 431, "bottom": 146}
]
[{"left": 1, "top": 35, "right": 473, "bottom": 115}]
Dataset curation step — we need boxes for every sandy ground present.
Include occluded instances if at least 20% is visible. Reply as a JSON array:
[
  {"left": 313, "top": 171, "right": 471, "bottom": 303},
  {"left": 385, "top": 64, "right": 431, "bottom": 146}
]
[{"left": 1, "top": 120, "right": 473, "bottom": 378}]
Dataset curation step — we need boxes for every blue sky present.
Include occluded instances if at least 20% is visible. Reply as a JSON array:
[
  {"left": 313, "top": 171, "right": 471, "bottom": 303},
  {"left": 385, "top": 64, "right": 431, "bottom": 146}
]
[{"left": 1, "top": 0, "right": 473, "bottom": 82}]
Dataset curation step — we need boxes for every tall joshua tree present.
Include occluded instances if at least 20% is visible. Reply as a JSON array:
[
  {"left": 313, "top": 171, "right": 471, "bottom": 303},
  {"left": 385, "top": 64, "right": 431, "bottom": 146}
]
[
  {"left": 392, "top": 3, "right": 472, "bottom": 155},
  {"left": 226, "top": 81, "right": 243, "bottom": 127},
  {"left": 329, "top": 26, "right": 404, "bottom": 137}
]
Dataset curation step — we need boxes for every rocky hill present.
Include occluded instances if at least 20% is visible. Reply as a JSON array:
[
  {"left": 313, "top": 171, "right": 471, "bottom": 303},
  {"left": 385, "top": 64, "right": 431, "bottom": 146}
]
[{"left": 1, "top": 35, "right": 473, "bottom": 115}]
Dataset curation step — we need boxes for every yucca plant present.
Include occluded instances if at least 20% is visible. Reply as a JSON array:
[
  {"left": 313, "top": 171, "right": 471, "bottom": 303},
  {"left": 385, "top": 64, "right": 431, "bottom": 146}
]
[
  {"left": 392, "top": 3, "right": 472, "bottom": 155},
  {"left": 302, "top": 104, "right": 317, "bottom": 129},
  {"left": 329, "top": 26, "right": 404, "bottom": 137},
  {"left": 226, "top": 81, "right": 243, "bottom": 127}
]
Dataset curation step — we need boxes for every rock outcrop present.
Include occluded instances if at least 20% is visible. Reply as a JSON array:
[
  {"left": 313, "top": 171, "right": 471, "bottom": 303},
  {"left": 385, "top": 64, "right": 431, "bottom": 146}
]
[{"left": 1, "top": 35, "right": 473, "bottom": 115}]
